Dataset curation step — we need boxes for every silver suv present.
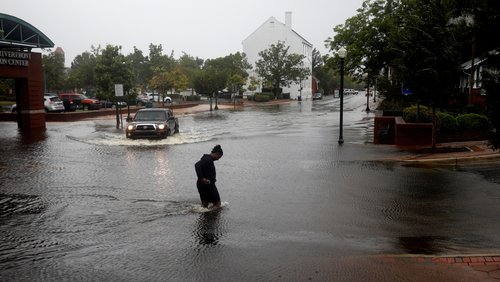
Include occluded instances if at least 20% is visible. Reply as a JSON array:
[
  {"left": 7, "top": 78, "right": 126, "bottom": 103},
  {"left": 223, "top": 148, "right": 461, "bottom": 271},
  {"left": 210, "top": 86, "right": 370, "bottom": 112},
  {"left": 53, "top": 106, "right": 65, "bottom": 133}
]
[{"left": 11, "top": 95, "right": 65, "bottom": 112}]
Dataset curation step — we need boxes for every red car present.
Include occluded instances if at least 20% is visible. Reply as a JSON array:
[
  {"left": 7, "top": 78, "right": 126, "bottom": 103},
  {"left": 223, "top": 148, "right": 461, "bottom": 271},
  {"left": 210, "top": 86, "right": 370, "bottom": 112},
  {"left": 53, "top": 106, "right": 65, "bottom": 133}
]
[{"left": 58, "top": 93, "right": 101, "bottom": 111}]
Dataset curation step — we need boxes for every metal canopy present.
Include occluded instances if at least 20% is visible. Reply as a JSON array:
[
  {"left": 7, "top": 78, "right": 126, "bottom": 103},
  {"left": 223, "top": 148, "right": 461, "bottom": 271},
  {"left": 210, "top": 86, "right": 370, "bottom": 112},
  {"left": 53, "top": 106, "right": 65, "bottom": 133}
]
[{"left": 0, "top": 13, "right": 54, "bottom": 49}]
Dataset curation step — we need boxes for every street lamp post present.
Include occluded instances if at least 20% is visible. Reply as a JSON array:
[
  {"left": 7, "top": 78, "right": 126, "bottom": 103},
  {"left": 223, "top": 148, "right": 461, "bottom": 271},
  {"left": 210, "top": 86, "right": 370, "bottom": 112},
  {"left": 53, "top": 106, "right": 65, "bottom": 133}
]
[
  {"left": 366, "top": 79, "right": 370, "bottom": 112},
  {"left": 338, "top": 47, "right": 347, "bottom": 145},
  {"left": 363, "top": 73, "right": 370, "bottom": 112}
]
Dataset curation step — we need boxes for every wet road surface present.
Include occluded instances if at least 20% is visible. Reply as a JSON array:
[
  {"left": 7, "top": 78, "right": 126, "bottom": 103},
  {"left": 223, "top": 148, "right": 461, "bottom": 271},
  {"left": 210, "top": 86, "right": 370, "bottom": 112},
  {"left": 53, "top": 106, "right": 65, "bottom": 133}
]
[{"left": 1, "top": 94, "right": 500, "bottom": 281}]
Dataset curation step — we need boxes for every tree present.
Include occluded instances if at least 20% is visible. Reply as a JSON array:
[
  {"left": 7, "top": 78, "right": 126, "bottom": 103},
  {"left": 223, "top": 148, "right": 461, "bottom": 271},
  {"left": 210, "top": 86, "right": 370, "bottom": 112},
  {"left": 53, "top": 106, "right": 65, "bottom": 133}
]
[
  {"left": 326, "top": 0, "right": 401, "bottom": 98},
  {"left": 67, "top": 46, "right": 99, "bottom": 95},
  {"left": 193, "top": 69, "right": 226, "bottom": 111},
  {"left": 255, "top": 41, "right": 310, "bottom": 98},
  {"left": 178, "top": 52, "right": 203, "bottom": 93},
  {"left": 127, "top": 46, "right": 152, "bottom": 92},
  {"left": 149, "top": 66, "right": 189, "bottom": 102},
  {"left": 43, "top": 50, "right": 66, "bottom": 92},
  {"left": 327, "top": 0, "right": 463, "bottom": 105},
  {"left": 247, "top": 76, "right": 260, "bottom": 92},
  {"left": 94, "top": 45, "right": 133, "bottom": 100},
  {"left": 226, "top": 74, "right": 246, "bottom": 94},
  {"left": 203, "top": 52, "right": 252, "bottom": 95},
  {"left": 149, "top": 43, "right": 175, "bottom": 76},
  {"left": 311, "top": 48, "right": 338, "bottom": 95},
  {"left": 204, "top": 52, "right": 252, "bottom": 79},
  {"left": 484, "top": 53, "right": 500, "bottom": 150},
  {"left": 391, "top": 1, "right": 461, "bottom": 106}
]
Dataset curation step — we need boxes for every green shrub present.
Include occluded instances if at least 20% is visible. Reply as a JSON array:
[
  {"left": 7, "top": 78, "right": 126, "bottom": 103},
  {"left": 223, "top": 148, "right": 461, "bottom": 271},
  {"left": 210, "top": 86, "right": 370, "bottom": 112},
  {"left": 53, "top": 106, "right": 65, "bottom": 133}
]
[
  {"left": 185, "top": 95, "right": 201, "bottom": 101},
  {"left": 254, "top": 93, "right": 271, "bottom": 102},
  {"left": 436, "top": 112, "right": 458, "bottom": 132},
  {"left": 167, "top": 94, "right": 181, "bottom": 99},
  {"left": 403, "top": 105, "right": 433, "bottom": 123},
  {"left": 456, "top": 113, "right": 490, "bottom": 130},
  {"left": 247, "top": 95, "right": 254, "bottom": 101},
  {"left": 377, "top": 100, "right": 406, "bottom": 111}
]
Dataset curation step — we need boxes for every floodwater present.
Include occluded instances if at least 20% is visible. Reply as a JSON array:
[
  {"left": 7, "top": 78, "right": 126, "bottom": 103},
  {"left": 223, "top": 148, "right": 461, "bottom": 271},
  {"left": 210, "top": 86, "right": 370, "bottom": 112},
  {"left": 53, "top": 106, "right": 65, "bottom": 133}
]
[{"left": 1, "top": 94, "right": 500, "bottom": 281}]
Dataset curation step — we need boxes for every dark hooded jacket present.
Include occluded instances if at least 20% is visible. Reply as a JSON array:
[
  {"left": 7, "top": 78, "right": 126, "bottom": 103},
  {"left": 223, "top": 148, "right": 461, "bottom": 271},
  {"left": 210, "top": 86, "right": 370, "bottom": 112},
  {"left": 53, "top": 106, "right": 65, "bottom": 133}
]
[{"left": 195, "top": 154, "right": 216, "bottom": 184}]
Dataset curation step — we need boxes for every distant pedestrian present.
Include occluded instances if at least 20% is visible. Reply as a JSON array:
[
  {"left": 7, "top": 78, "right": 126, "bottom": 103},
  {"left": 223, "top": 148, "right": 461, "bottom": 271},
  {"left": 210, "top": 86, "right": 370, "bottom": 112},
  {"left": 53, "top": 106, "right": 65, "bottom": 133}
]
[{"left": 195, "top": 145, "right": 224, "bottom": 209}]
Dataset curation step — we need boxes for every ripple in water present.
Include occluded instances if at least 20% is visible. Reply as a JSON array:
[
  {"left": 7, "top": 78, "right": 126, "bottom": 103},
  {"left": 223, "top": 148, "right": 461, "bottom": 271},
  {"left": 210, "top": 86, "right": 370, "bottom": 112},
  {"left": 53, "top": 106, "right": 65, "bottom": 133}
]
[{"left": 65, "top": 131, "right": 218, "bottom": 147}]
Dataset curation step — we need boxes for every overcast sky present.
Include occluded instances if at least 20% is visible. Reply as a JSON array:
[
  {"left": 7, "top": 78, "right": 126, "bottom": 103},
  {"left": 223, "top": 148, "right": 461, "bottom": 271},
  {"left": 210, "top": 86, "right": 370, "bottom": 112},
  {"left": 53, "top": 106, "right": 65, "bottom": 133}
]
[{"left": 4, "top": 0, "right": 364, "bottom": 66}]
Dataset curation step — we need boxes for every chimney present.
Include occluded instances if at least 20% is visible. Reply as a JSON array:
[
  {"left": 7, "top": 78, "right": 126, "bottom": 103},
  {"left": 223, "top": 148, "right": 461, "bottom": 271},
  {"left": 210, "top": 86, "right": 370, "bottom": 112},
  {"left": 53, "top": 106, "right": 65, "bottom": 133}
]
[{"left": 285, "top": 11, "right": 292, "bottom": 31}]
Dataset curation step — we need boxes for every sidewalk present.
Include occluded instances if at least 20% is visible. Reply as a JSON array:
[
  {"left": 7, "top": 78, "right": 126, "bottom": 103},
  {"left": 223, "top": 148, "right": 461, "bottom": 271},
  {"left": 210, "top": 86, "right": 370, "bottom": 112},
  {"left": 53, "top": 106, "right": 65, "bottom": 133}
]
[{"left": 397, "top": 140, "right": 500, "bottom": 165}]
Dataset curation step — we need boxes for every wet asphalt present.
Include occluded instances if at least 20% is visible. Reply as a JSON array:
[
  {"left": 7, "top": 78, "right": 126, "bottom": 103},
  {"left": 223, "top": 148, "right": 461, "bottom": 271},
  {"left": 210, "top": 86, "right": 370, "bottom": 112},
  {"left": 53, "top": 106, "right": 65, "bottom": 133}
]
[{"left": 1, "top": 94, "right": 499, "bottom": 281}]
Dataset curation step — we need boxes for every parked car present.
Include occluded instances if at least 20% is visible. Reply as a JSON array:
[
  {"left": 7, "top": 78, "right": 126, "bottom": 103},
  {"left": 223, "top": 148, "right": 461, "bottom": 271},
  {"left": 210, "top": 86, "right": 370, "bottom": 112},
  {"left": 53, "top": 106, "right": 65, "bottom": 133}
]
[
  {"left": 11, "top": 96, "right": 65, "bottom": 113},
  {"left": 100, "top": 100, "right": 127, "bottom": 109},
  {"left": 312, "top": 92, "right": 323, "bottom": 100},
  {"left": 58, "top": 93, "right": 82, "bottom": 111},
  {"left": 146, "top": 93, "right": 172, "bottom": 103},
  {"left": 136, "top": 95, "right": 152, "bottom": 107},
  {"left": 44, "top": 96, "right": 65, "bottom": 112},
  {"left": 58, "top": 93, "right": 101, "bottom": 111},
  {"left": 126, "top": 108, "right": 179, "bottom": 139},
  {"left": 344, "top": 89, "right": 358, "bottom": 95}
]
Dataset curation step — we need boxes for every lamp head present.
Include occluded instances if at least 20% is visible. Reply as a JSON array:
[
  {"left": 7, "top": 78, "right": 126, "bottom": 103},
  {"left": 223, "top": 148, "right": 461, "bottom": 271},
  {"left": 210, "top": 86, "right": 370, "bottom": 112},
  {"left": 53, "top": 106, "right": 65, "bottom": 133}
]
[{"left": 338, "top": 47, "right": 347, "bottom": 58}]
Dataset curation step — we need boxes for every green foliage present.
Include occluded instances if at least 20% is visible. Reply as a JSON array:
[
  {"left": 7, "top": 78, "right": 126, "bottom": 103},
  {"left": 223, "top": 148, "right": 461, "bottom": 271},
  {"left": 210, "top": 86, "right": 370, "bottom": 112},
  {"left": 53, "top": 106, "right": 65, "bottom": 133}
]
[
  {"left": 149, "top": 43, "right": 175, "bottom": 75},
  {"left": 126, "top": 46, "right": 152, "bottom": 90},
  {"left": 0, "top": 79, "right": 14, "bottom": 96},
  {"left": 327, "top": 0, "right": 488, "bottom": 106},
  {"left": 253, "top": 93, "right": 272, "bottom": 102},
  {"left": 150, "top": 66, "right": 189, "bottom": 97},
  {"left": 94, "top": 45, "right": 133, "bottom": 100},
  {"left": 402, "top": 105, "right": 433, "bottom": 123},
  {"left": 255, "top": 41, "right": 310, "bottom": 97},
  {"left": 43, "top": 50, "right": 66, "bottom": 92},
  {"left": 68, "top": 47, "right": 99, "bottom": 94},
  {"left": 247, "top": 76, "right": 259, "bottom": 92},
  {"left": 185, "top": 95, "right": 201, "bottom": 101},
  {"left": 436, "top": 112, "right": 458, "bottom": 132},
  {"left": 226, "top": 73, "right": 247, "bottom": 93},
  {"left": 377, "top": 99, "right": 406, "bottom": 112},
  {"left": 483, "top": 52, "right": 500, "bottom": 150},
  {"left": 193, "top": 69, "right": 226, "bottom": 96},
  {"left": 456, "top": 113, "right": 490, "bottom": 130},
  {"left": 178, "top": 52, "right": 203, "bottom": 88}
]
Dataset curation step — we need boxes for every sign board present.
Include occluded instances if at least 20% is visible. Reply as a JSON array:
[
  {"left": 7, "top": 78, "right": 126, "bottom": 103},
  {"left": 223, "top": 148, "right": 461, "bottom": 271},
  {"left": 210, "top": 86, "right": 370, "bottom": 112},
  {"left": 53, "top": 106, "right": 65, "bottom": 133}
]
[
  {"left": 0, "top": 50, "right": 31, "bottom": 67},
  {"left": 115, "top": 84, "right": 124, "bottom": 97},
  {"left": 401, "top": 84, "right": 413, "bottom": 96}
]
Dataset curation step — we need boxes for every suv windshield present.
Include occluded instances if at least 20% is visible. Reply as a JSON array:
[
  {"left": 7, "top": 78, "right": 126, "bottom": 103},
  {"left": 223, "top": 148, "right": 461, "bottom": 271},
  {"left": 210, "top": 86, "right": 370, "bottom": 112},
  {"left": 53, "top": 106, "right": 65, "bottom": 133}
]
[{"left": 135, "top": 111, "right": 166, "bottom": 121}]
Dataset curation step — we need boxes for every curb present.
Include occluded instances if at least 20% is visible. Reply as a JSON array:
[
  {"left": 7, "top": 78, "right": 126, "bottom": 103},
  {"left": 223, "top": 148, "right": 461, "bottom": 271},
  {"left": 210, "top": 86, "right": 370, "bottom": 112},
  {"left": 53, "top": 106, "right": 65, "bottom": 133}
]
[{"left": 401, "top": 153, "right": 500, "bottom": 165}]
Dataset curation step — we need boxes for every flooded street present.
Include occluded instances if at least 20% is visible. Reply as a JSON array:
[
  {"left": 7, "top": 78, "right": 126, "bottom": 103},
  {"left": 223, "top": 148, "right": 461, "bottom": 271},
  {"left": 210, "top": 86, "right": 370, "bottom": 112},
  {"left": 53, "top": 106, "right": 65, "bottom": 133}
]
[{"left": 1, "top": 94, "right": 500, "bottom": 281}]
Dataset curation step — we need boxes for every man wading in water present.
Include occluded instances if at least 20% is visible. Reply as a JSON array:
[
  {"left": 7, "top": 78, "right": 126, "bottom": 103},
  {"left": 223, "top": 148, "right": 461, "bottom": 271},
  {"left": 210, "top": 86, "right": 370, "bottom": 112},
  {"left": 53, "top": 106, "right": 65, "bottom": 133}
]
[{"left": 195, "top": 145, "right": 223, "bottom": 209}]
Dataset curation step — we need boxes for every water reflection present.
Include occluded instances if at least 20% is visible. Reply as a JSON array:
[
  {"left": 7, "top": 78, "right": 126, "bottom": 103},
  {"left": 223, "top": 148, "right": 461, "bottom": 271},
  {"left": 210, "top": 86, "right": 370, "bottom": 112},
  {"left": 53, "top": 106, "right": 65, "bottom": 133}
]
[
  {"left": 194, "top": 210, "right": 223, "bottom": 246},
  {"left": 398, "top": 236, "right": 450, "bottom": 255},
  {"left": 386, "top": 167, "right": 464, "bottom": 254},
  {"left": 17, "top": 128, "right": 47, "bottom": 144}
]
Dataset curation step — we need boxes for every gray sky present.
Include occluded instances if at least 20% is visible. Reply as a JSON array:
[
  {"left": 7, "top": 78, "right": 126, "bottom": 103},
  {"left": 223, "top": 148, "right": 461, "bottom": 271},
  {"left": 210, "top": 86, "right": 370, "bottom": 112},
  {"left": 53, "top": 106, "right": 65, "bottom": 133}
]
[{"left": 4, "top": 0, "right": 364, "bottom": 66}]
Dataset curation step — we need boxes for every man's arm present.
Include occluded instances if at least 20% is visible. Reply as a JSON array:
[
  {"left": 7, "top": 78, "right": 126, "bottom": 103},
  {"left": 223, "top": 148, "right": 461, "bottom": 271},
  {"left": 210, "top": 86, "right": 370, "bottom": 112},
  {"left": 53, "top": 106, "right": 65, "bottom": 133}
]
[{"left": 195, "top": 160, "right": 210, "bottom": 184}]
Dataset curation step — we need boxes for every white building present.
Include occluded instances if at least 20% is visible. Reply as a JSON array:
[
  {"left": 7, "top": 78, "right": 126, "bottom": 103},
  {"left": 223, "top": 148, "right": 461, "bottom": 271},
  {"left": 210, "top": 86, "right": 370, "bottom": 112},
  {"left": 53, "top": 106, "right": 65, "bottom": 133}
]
[{"left": 242, "top": 12, "right": 313, "bottom": 99}]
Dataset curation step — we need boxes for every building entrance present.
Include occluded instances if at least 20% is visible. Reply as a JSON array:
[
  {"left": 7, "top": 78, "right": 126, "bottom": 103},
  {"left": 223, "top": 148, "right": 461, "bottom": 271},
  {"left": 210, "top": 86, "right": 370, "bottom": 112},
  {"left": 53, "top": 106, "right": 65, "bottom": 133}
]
[{"left": 0, "top": 13, "right": 54, "bottom": 129}]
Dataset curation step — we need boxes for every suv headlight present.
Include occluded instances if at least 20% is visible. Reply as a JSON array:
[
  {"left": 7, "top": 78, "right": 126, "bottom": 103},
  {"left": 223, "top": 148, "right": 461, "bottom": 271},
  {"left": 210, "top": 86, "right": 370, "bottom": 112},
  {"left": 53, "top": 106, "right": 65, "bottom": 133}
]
[
  {"left": 127, "top": 125, "right": 134, "bottom": 130},
  {"left": 158, "top": 124, "right": 166, "bottom": 130}
]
